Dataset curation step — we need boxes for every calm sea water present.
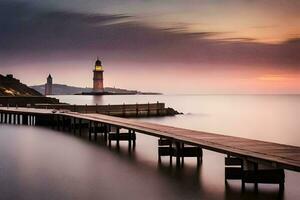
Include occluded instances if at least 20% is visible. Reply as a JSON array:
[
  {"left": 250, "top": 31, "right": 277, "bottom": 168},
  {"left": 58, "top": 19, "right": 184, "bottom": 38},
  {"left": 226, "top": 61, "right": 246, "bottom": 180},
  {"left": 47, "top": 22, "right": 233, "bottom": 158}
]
[{"left": 0, "top": 94, "right": 299, "bottom": 200}]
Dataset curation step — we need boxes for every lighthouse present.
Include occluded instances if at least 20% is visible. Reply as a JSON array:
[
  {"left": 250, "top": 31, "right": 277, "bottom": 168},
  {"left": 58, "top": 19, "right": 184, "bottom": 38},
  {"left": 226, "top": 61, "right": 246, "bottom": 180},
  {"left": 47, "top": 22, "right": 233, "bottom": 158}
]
[
  {"left": 45, "top": 74, "right": 53, "bottom": 95},
  {"left": 93, "top": 58, "right": 104, "bottom": 93}
]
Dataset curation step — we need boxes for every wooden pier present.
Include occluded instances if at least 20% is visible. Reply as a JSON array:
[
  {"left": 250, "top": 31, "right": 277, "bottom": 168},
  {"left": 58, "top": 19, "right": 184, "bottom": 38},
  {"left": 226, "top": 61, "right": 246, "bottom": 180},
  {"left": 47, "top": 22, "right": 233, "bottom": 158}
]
[{"left": 1, "top": 107, "right": 299, "bottom": 192}]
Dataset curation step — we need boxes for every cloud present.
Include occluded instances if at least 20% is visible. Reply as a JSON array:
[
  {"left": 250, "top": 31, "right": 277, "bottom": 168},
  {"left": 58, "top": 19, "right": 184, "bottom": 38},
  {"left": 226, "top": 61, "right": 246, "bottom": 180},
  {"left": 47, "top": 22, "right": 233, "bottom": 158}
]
[
  {"left": 0, "top": 1, "right": 299, "bottom": 72},
  {"left": 216, "top": 37, "right": 257, "bottom": 42}
]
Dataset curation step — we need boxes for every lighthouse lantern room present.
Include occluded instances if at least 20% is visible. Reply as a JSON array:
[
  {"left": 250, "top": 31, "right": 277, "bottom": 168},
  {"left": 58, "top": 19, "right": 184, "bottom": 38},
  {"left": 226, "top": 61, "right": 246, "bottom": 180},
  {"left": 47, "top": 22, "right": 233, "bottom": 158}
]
[{"left": 93, "top": 58, "right": 104, "bottom": 93}]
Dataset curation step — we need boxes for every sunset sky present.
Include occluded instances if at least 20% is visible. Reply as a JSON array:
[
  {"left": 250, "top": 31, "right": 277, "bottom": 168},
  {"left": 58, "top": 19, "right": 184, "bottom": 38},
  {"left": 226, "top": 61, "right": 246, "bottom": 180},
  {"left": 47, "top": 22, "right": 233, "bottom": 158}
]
[{"left": 0, "top": 0, "right": 299, "bottom": 93}]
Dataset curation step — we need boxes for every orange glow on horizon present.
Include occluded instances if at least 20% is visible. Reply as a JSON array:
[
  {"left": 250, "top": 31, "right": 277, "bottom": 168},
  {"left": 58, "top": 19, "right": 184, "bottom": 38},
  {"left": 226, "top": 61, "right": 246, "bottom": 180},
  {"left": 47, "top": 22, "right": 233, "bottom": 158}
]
[{"left": 258, "top": 74, "right": 292, "bottom": 81}]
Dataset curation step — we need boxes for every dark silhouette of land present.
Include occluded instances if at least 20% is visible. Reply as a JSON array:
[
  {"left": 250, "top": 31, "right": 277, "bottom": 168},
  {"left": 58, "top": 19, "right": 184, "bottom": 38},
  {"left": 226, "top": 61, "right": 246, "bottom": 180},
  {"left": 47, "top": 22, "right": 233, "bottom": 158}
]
[
  {"left": 31, "top": 83, "right": 161, "bottom": 95},
  {"left": 0, "top": 74, "right": 41, "bottom": 96}
]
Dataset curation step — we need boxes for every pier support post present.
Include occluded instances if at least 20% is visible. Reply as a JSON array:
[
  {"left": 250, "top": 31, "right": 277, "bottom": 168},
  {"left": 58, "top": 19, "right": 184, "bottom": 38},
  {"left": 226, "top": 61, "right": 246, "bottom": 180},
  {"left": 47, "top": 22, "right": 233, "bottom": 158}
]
[
  {"left": 79, "top": 119, "right": 82, "bottom": 136},
  {"left": 18, "top": 114, "right": 20, "bottom": 125},
  {"left": 107, "top": 127, "right": 135, "bottom": 149},
  {"left": 62, "top": 116, "right": 65, "bottom": 131},
  {"left": 88, "top": 121, "right": 92, "bottom": 141},
  {"left": 108, "top": 125, "right": 113, "bottom": 147},
  {"left": 158, "top": 138, "right": 202, "bottom": 167},
  {"left": 23, "top": 114, "right": 28, "bottom": 125},
  {"left": 128, "top": 130, "right": 136, "bottom": 151},
  {"left": 5, "top": 113, "right": 8, "bottom": 124},
  {"left": 67, "top": 117, "right": 71, "bottom": 132},
  {"left": 94, "top": 122, "right": 98, "bottom": 141},
  {"left": 55, "top": 115, "right": 59, "bottom": 131},
  {"left": 128, "top": 129, "right": 132, "bottom": 150},
  {"left": 169, "top": 139, "right": 173, "bottom": 165},
  {"left": 116, "top": 127, "right": 120, "bottom": 148},
  {"left": 73, "top": 118, "right": 76, "bottom": 135},
  {"left": 4, "top": 113, "right": 7, "bottom": 124},
  {"left": 175, "top": 141, "right": 181, "bottom": 167},
  {"left": 254, "top": 163, "right": 258, "bottom": 192},
  {"left": 181, "top": 143, "right": 185, "bottom": 167},
  {"left": 225, "top": 157, "right": 285, "bottom": 192},
  {"left": 197, "top": 146, "right": 202, "bottom": 166},
  {"left": 12, "top": 114, "right": 15, "bottom": 124},
  {"left": 0, "top": 112, "right": 3, "bottom": 123},
  {"left": 132, "top": 130, "right": 136, "bottom": 149},
  {"left": 104, "top": 124, "right": 108, "bottom": 143}
]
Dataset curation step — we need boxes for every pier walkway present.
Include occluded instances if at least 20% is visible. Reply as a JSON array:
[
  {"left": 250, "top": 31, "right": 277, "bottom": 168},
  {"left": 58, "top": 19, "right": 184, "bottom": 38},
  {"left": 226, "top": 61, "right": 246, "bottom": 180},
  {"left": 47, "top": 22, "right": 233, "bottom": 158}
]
[{"left": 1, "top": 107, "right": 299, "bottom": 191}]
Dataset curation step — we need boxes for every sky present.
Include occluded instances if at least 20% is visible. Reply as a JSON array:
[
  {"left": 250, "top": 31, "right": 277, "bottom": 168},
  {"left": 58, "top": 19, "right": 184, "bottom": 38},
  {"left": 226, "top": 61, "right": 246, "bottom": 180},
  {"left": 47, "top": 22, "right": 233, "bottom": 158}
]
[{"left": 0, "top": 0, "right": 299, "bottom": 94}]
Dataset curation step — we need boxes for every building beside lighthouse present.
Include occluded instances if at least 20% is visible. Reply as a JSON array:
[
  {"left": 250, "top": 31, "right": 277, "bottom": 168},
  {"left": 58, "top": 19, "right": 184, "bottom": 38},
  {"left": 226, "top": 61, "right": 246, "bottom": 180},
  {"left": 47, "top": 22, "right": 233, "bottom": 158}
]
[
  {"left": 45, "top": 74, "right": 53, "bottom": 95},
  {"left": 93, "top": 58, "right": 104, "bottom": 93}
]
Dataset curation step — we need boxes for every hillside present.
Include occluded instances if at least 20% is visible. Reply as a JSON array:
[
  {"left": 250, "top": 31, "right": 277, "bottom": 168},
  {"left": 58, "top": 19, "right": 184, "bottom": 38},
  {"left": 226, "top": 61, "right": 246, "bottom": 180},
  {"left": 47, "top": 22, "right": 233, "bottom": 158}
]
[
  {"left": 31, "top": 84, "right": 91, "bottom": 95},
  {"left": 0, "top": 74, "right": 42, "bottom": 96}
]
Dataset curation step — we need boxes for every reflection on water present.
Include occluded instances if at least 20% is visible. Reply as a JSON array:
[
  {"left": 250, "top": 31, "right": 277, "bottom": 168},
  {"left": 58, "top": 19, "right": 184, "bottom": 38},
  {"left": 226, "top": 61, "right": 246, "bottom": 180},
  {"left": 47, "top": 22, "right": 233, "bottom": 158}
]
[
  {"left": 1, "top": 125, "right": 298, "bottom": 200},
  {"left": 1, "top": 94, "right": 299, "bottom": 200}
]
